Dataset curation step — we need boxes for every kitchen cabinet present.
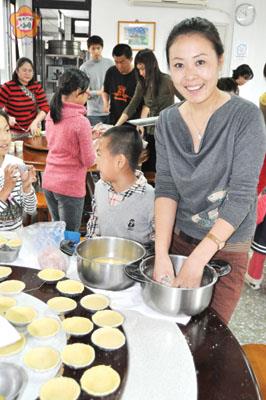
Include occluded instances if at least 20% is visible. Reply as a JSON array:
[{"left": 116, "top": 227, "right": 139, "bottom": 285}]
[{"left": 44, "top": 53, "right": 83, "bottom": 101}]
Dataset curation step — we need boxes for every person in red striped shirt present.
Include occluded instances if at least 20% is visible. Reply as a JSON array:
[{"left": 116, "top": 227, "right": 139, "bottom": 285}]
[{"left": 0, "top": 57, "right": 49, "bottom": 138}]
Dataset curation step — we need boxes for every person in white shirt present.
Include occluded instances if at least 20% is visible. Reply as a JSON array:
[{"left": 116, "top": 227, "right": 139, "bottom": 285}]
[{"left": 0, "top": 109, "right": 37, "bottom": 230}]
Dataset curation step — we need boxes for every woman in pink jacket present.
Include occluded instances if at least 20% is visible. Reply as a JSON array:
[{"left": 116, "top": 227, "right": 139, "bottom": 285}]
[{"left": 42, "top": 69, "right": 95, "bottom": 231}]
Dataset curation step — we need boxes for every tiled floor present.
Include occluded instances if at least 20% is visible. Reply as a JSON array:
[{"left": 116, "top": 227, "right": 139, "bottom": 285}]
[{"left": 229, "top": 265, "right": 266, "bottom": 344}]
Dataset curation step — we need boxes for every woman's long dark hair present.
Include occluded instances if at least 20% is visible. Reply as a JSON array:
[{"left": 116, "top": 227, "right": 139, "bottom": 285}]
[
  {"left": 134, "top": 49, "right": 162, "bottom": 97},
  {"left": 232, "top": 64, "right": 254, "bottom": 80},
  {"left": 50, "top": 68, "right": 90, "bottom": 123},
  {"left": 12, "top": 57, "right": 35, "bottom": 85},
  {"left": 166, "top": 17, "right": 224, "bottom": 65}
]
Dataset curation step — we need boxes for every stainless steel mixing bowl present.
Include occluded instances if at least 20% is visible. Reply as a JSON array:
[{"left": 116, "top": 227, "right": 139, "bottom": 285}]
[
  {"left": 0, "top": 231, "right": 22, "bottom": 263},
  {"left": 0, "top": 245, "right": 21, "bottom": 263},
  {"left": 125, "top": 255, "right": 231, "bottom": 316},
  {"left": 0, "top": 362, "right": 27, "bottom": 400},
  {"left": 76, "top": 236, "right": 146, "bottom": 290}
]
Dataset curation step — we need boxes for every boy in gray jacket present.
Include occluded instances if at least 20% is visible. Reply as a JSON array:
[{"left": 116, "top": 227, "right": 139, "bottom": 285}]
[{"left": 86, "top": 126, "right": 154, "bottom": 244}]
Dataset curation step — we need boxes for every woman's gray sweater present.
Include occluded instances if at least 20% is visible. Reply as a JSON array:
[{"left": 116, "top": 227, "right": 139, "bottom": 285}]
[{"left": 155, "top": 95, "right": 266, "bottom": 243}]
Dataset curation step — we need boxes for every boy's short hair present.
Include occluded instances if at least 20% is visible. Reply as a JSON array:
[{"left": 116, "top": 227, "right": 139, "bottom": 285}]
[
  {"left": 102, "top": 126, "right": 143, "bottom": 172},
  {"left": 112, "top": 44, "right": 132, "bottom": 59},
  {"left": 87, "top": 35, "right": 104, "bottom": 48}
]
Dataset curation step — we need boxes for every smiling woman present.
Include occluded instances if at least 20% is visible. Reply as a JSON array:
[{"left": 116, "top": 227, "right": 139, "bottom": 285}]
[{"left": 153, "top": 17, "right": 266, "bottom": 325}]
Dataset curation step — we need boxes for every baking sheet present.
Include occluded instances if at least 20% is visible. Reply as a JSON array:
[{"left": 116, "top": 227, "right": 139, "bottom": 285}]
[
  {"left": 121, "top": 310, "right": 197, "bottom": 400},
  {"left": 128, "top": 116, "right": 159, "bottom": 127}
]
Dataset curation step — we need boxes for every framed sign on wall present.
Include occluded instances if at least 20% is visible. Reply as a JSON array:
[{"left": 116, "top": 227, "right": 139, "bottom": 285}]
[{"left": 117, "top": 20, "right": 156, "bottom": 51}]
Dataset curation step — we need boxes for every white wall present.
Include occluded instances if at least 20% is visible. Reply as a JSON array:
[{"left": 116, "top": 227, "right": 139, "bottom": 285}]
[
  {"left": 91, "top": 0, "right": 234, "bottom": 73},
  {"left": 16, "top": 0, "right": 33, "bottom": 61},
  {"left": 231, "top": 0, "right": 266, "bottom": 104},
  {"left": 91, "top": 0, "right": 266, "bottom": 105}
]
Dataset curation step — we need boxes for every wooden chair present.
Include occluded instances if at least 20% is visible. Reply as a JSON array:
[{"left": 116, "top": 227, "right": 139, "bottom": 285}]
[
  {"left": 23, "top": 191, "right": 50, "bottom": 225},
  {"left": 139, "top": 149, "right": 156, "bottom": 186},
  {"left": 35, "top": 192, "right": 51, "bottom": 222},
  {"left": 144, "top": 171, "right": 156, "bottom": 186},
  {"left": 242, "top": 344, "right": 266, "bottom": 399}
]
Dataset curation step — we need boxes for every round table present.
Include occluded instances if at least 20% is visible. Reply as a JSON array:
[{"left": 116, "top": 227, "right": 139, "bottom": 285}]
[
  {"left": 23, "top": 136, "right": 48, "bottom": 151},
  {"left": 22, "top": 139, "right": 97, "bottom": 173},
  {"left": 3, "top": 265, "right": 262, "bottom": 400},
  {"left": 180, "top": 311, "right": 262, "bottom": 399}
]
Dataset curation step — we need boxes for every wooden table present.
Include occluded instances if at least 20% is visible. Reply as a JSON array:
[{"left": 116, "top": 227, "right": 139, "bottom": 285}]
[
  {"left": 23, "top": 146, "right": 48, "bottom": 172},
  {"left": 180, "top": 310, "right": 262, "bottom": 400},
  {"left": 5, "top": 267, "right": 262, "bottom": 400},
  {"left": 22, "top": 137, "right": 97, "bottom": 173},
  {"left": 21, "top": 136, "right": 48, "bottom": 172},
  {"left": 24, "top": 149, "right": 98, "bottom": 174},
  {"left": 22, "top": 139, "right": 97, "bottom": 230},
  {"left": 24, "top": 136, "right": 48, "bottom": 151}
]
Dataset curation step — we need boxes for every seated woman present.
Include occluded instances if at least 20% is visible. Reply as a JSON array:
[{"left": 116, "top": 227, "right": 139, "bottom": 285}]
[
  {"left": 0, "top": 57, "right": 49, "bottom": 138},
  {"left": 0, "top": 110, "right": 37, "bottom": 230}
]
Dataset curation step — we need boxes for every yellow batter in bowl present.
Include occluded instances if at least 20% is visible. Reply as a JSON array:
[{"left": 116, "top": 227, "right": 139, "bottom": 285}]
[
  {"left": 28, "top": 317, "right": 61, "bottom": 339},
  {"left": 92, "top": 310, "right": 124, "bottom": 328},
  {"left": 0, "top": 334, "right": 26, "bottom": 357},
  {"left": 61, "top": 343, "right": 95, "bottom": 369},
  {"left": 80, "top": 365, "right": 120, "bottom": 396},
  {"left": 62, "top": 316, "right": 93, "bottom": 336},
  {"left": 23, "top": 346, "right": 60, "bottom": 372},
  {"left": 39, "top": 377, "right": 80, "bottom": 400},
  {"left": 80, "top": 294, "right": 110, "bottom": 311}
]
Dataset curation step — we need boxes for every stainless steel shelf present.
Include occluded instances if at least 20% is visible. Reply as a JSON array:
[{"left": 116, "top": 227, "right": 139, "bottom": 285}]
[{"left": 45, "top": 54, "right": 82, "bottom": 59}]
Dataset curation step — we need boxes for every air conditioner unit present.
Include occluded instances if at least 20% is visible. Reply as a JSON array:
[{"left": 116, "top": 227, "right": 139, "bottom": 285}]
[{"left": 128, "top": 0, "right": 208, "bottom": 8}]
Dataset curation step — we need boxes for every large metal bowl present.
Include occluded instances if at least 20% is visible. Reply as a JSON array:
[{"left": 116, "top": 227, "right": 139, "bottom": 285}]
[
  {"left": 47, "top": 40, "right": 81, "bottom": 56},
  {"left": 0, "top": 362, "right": 27, "bottom": 399},
  {"left": 0, "top": 246, "right": 21, "bottom": 263},
  {"left": 76, "top": 237, "right": 146, "bottom": 291},
  {"left": 0, "top": 231, "right": 22, "bottom": 263},
  {"left": 125, "top": 255, "right": 231, "bottom": 316}
]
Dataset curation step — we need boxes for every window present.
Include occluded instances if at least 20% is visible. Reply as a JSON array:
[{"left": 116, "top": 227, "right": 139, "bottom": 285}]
[
  {"left": 0, "top": 0, "right": 17, "bottom": 83},
  {"left": 72, "top": 19, "right": 89, "bottom": 38}
]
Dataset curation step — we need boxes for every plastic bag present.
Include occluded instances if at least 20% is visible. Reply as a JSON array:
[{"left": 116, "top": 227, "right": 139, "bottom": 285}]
[{"left": 22, "top": 221, "right": 69, "bottom": 271}]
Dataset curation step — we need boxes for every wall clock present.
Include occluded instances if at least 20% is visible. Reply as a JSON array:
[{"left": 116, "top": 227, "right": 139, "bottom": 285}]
[{"left": 235, "top": 3, "right": 256, "bottom": 26}]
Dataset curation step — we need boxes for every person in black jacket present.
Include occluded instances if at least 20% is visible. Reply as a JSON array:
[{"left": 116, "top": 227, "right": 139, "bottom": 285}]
[{"left": 102, "top": 44, "right": 142, "bottom": 125}]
